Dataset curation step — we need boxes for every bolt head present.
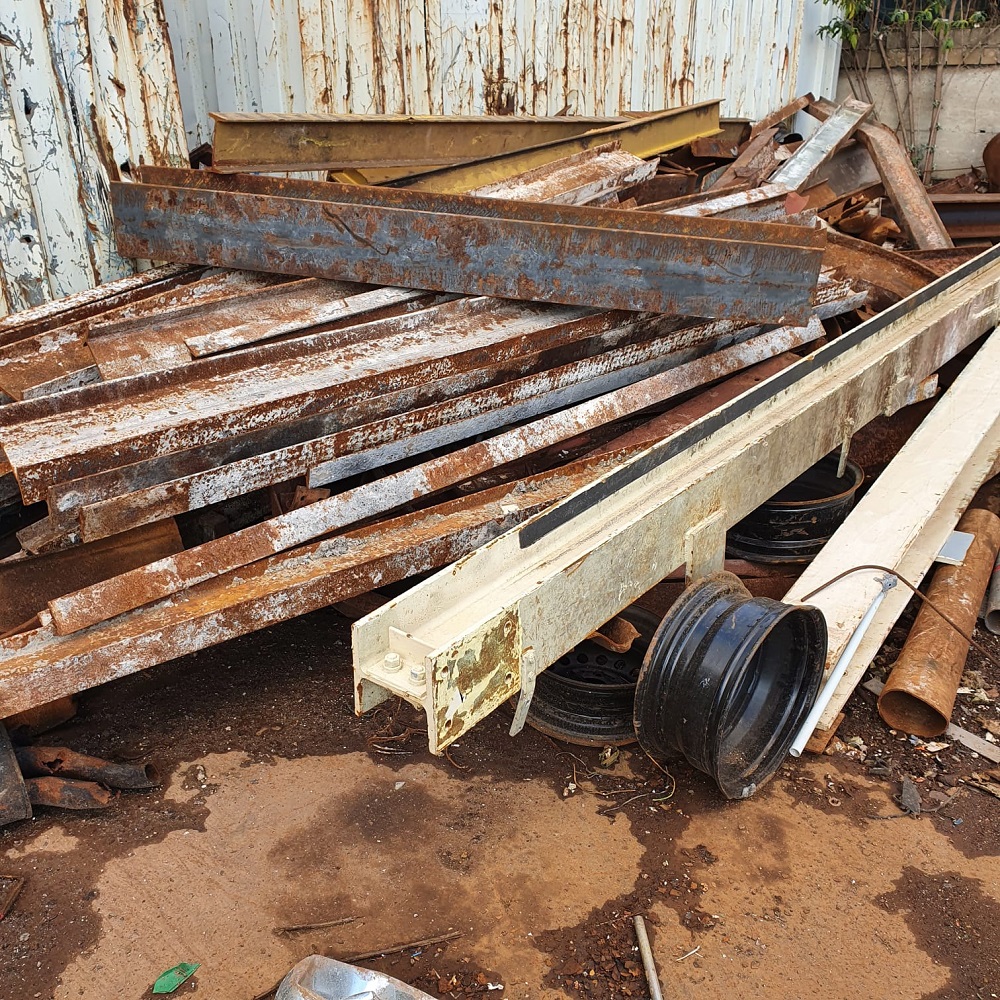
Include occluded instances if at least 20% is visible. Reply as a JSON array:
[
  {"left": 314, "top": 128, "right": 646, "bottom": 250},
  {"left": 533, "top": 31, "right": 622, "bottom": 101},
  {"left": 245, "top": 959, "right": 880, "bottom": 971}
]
[
  {"left": 410, "top": 664, "right": 427, "bottom": 684},
  {"left": 383, "top": 652, "right": 402, "bottom": 672}
]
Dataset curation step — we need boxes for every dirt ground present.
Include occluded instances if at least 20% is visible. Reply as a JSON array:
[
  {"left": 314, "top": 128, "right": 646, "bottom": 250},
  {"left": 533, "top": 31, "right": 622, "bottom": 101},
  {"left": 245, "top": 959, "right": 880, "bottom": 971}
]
[{"left": 1, "top": 601, "right": 999, "bottom": 1000}]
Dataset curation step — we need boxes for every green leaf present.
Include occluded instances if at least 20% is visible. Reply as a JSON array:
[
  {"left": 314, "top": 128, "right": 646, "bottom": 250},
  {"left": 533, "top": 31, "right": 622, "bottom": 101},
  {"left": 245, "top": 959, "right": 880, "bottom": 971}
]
[{"left": 152, "top": 964, "right": 200, "bottom": 994}]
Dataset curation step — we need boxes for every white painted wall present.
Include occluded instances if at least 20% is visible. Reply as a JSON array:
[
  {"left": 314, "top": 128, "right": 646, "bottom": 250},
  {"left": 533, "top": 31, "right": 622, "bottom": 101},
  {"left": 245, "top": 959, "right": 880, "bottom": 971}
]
[
  {"left": 161, "top": 0, "right": 843, "bottom": 147},
  {"left": 837, "top": 65, "right": 1000, "bottom": 176}
]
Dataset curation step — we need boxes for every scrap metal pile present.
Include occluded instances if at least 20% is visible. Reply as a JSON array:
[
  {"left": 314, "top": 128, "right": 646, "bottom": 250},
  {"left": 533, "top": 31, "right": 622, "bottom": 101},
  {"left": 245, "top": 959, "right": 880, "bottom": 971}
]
[{"left": 0, "top": 93, "right": 984, "bottom": 763}]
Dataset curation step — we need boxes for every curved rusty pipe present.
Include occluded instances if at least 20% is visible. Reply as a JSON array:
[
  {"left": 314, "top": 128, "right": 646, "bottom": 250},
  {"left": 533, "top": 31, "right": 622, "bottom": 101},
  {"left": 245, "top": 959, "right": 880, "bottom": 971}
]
[
  {"left": 14, "top": 747, "right": 159, "bottom": 790},
  {"left": 879, "top": 508, "right": 1000, "bottom": 737},
  {"left": 25, "top": 777, "right": 113, "bottom": 810}
]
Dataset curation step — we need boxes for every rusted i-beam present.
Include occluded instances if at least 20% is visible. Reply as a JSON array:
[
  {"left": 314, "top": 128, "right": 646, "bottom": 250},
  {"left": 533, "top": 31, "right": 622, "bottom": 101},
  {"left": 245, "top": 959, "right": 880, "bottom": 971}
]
[{"left": 111, "top": 180, "right": 824, "bottom": 324}]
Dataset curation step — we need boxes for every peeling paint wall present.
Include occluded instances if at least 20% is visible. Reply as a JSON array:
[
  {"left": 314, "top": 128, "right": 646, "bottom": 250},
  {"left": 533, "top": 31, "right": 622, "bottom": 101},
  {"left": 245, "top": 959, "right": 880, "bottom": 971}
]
[
  {"left": 0, "top": 0, "right": 188, "bottom": 317},
  {"left": 162, "top": 0, "right": 841, "bottom": 149}
]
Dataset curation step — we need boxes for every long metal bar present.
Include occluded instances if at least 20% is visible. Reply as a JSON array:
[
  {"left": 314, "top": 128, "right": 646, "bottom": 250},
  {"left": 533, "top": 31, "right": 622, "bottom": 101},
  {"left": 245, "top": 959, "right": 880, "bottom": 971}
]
[
  {"left": 381, "top": 103, "right": 722, "bottom": 193},
  {"left": 41, "top": 316, "right": 672, "bottom": 518},
  {"left": 0, "top": 461, "right": 621, "bottom": 718},
  {"left": 42, "top": 275, "right": 861, "bottom": 529},
  {"left": 209, "top": 112, "right": 629, "bottom": 173},
  {"left": 73, "top": 317, "right": 751, "bottom": 541},
  {"left": 769, "top": 98, "right": 872, "bottom": 191},
  {"left": 48, "top": 318, "right": 827, "bottom": 635},
  {"left": 2, "top": 301, "right": 625, "bottom": 502},
  {"left": 133, "top": 166, "right": 819, "bottom": 246},
  {"left": 111, "top": 182, "right": 823, "bottom": 324},
  {"left": 350, "top": 244, "right": 1000, "bottom": 754},
  {"left": 929, "top": 194, "right": 1000, "bottom": 240},
  {"left": 0, "top": 264, "right": 200, "bottom": 349},
  {"left": 808, "top": 98, "right": 952, "bottom": 250}
]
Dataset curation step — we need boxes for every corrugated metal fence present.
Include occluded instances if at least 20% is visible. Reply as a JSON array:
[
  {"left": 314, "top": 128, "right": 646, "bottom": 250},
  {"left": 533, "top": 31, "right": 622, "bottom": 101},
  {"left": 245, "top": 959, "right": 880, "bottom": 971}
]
[
  {"left": 0, "top": 0, "right": 840, "bottom": 315},
  {"left": 0, "top": 1, "right": 188, "bottom": 317}
]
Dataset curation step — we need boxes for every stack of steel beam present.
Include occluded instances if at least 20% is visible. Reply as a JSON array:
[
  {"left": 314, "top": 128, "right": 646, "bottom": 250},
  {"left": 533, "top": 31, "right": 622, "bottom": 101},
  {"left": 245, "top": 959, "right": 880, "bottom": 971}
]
[{"left": 0, "top": 95, "right": 956, "bottom": 724}]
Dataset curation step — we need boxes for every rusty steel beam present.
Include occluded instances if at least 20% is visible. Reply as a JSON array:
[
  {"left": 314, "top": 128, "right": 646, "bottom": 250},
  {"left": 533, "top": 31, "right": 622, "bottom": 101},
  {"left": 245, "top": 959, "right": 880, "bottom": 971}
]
[
  {"left": 111, "top": 180, "right": 823, "bottom": 324},
  {"left": 750, "top": 94, "right": 815, "bottom": 138},
  {"left": 823, "top": 231, "right": 937, "bottom": 309},
  {"left": 0, "top": 264, "right": 201, "bottom": 350},
  {"left": 808, "top": 98, "right": 952, "bottom": 250},
  {"left": 48, "top": 317, "right": 828, "bottom": 635},
  {"left": 468, "top": 144, "right": 658, "bottom": 206},
  {"left": 928, "top": 194, "right": 1000, "bottom": 240},
  {"left": 2, "top": 300, "right": 639, "bottom": 503},
  {"left": 0, "top": 461, "right": 621, "bottom": 719},
  {"left": 39, "top": 314, "right": 692, "bottom": 521},
  {"left": 42, "top": 274, "right": 862, "bottom": 533},
  {"left": 73, "top": 317, "right": 752, "bottom": 541},
  {"left": 209, "top": 111, "right": 630, "bottom": 173},
  {"left": 381, "top": 102, "right": 722, "bottom": 193},
  {"left": 770, "top": 98, "right": 872, "bottom": 191},
  {"left": 709, "top": 128, "right": 782, "bottom": 190},
  {"left": 134, "top": 166, "right": 811, "bottom": 244}
]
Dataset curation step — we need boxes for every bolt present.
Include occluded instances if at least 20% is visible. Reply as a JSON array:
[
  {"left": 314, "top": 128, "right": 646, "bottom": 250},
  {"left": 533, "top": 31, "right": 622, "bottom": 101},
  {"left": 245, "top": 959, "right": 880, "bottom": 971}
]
[
  {"left": 383, "top": 651, "right": 402, "bottom": 672},
  {"left": 410, "top": 664, "right": 427, "bottom": 684}
]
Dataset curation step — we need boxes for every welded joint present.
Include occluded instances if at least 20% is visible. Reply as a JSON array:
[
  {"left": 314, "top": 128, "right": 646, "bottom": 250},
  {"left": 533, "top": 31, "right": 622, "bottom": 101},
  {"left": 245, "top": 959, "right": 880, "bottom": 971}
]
[{"left": 684, "top": 509, "right": 728, "bottom": 585}]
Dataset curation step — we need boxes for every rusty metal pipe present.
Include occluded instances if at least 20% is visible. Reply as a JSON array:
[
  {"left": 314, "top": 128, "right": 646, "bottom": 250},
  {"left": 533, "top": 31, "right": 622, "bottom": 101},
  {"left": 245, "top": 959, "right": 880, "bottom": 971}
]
[
  {"left": 983, "top": 554, "right": 1000, "bottom": 635},
  {"left": 878, "top": 508, "right": 1000, "bottom": 736},
  {"left": 14, "top": 747, "right": 159, "bottom": 789},
  {"left": 24, "top": 776, "right": 113, "bottom": 810}
]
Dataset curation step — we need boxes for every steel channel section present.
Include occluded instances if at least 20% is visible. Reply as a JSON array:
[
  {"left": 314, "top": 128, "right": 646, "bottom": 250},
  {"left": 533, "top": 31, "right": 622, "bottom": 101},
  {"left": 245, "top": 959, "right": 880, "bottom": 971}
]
[
  {"left": 379, "top": 103, "right": 723, "bottom": 193},
  {"left": 351, "top": 244, "right": 1000, "bottom": 754},
  {"left": 48, "top": 317, "right": 830, "bottom": 634},
  {"left": 929, "top": 196, "right": 1000, "bottom": 240},
  {"left": 769, "top": 99, "right": 872, "bottom": 191},
  {"left": 209, "top": 112, "right": 629, "bottom": 173},
  {"left": 2, "top": 300, "right": 622, "bottom": 502},
  {"left": 0, "top": 462, "right": 621, "bottom": 719},
  {"left": 111, "top": 181, "right": 824, "bottom": 324},
  {"left": 74, "top": 317, "right": 757, "bottom": 541}
]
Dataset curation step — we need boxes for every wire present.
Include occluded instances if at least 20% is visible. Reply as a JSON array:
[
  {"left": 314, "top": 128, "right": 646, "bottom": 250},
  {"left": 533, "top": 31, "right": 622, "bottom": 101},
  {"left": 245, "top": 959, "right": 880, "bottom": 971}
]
[{"left": 798, "top": 563, "right": 1000, "bottom": 671}]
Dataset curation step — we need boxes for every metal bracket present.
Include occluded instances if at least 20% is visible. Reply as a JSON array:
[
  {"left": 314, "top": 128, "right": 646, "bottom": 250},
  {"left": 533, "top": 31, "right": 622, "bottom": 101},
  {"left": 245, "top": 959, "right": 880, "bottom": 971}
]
[{"left": 509, "top": 648, "right": 537, "bottom": 736}]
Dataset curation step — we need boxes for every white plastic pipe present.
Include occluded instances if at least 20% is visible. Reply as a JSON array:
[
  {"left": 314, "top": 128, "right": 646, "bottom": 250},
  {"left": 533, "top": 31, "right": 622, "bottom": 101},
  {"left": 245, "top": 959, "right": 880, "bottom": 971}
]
[{"left": 789, "top": 573, "right": 896, "bottom": 757}]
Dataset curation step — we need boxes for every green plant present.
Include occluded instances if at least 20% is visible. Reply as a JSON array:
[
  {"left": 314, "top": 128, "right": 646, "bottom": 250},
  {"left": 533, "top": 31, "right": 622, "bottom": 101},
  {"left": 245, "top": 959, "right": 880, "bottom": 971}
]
[{"left": 817, "top": 0, "right": 995, "bottom": 179}]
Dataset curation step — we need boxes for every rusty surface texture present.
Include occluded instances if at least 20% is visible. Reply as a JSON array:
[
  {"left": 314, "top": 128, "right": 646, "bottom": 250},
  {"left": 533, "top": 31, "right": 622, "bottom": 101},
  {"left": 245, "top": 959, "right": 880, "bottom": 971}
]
[
  {"left": 14, "top": 746, "right": 159, "bottom": 789},
  {"left": 209, "top": 111, "right": 629, "bottom": 172},
  {"left": 928, "top": 194, "right": 1000, "bottom": 240},
  {"left": 24, "top": 776, "right": 112, "bottom": 810},
  {"left": 0, "top": 462, "right": 620, "bottom": 718},
  {"left": 808, "top": 98, "right": 952, "bottom": 251},
  {"left": 110, "top": 180, "right": 824, "bottom": 323},
  {"left": 46, "top": 316, "right": 832, "bottom": 635},
  {"left": 878, "top": 508, "right": 1000, "bottom": 736}
]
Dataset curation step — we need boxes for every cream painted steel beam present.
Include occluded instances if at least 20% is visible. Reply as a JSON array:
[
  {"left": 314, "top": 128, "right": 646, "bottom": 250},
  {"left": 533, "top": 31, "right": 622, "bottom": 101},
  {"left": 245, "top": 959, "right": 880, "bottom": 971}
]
[{"left": 352, "top": 246, "right": 1000, "bottom": 754}]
